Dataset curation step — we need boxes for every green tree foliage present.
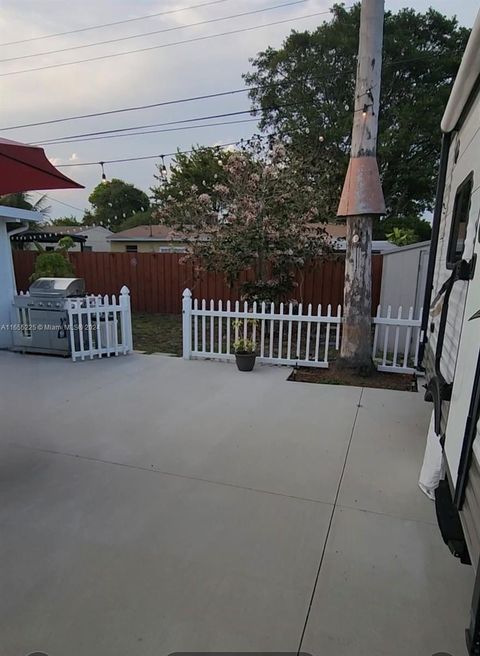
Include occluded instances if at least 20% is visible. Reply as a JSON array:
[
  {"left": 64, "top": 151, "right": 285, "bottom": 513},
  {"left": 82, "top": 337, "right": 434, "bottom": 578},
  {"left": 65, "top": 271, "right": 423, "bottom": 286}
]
[
  {"left": 30, "top": 236, "right": 75, "bottom": 281},
  {"left": 49, "top": 216, "right": 82, "bottom": 226},
  {"left": 116, "top": 209, "right": 153, "bottom": 232},
  {"left": 244, "top": 4, "right": 469, "bottom": 223},
  {"left": 386, "top": 227, "right": 419, "bottom": 246},
  {"left": 151, "top": 146, "right": 231, "bottom": 212},
  {"left": 84, "top": 178, "right": 150, "bottom": 231},
  {"left": 1, "top": 192, "right": 51, "bottom": 233},
  {"left": 374, "top": 214, "right": 431, "bottom": 241},
  {"left": 0, "top": 192, "right": 51, "bottom": 214}
]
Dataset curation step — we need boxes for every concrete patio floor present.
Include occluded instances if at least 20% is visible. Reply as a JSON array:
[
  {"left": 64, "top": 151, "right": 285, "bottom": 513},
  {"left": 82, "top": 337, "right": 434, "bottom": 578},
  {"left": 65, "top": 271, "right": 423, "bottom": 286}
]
[{"left": 0, "top": 351, "right": 473, "bottom": 655}]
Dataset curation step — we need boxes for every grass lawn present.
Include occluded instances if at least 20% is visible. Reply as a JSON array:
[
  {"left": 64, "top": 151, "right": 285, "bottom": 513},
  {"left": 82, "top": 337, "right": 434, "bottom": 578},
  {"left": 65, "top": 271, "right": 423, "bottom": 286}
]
[{"left": 132, "top": 313, "right": 182, "bottom": 355}]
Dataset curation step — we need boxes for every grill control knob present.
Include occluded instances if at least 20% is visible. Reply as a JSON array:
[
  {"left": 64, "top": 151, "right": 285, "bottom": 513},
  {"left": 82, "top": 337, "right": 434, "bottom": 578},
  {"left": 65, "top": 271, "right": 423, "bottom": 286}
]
[
  {"left": 47, "top": 302, "right": 52, "bottom": 307},
  {"left": 38, "top": 302, "right": 43, "bottom": 307},
  {"left": 55, "top": 302, "right": 61, "bottom": 308}
]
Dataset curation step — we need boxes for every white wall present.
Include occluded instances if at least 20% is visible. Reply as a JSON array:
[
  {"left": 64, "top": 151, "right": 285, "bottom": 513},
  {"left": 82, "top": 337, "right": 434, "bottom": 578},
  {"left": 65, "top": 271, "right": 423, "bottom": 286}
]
[
  {"left": 0, "top": 222, "right": 16, "bottom": 348},
  {"left": 77, "top": 226, "right": 113, "bottom": 252},
  {"left": 380, "top": 241, "right": 431, "bottom": 316},
  {"left": 379, "top": 241, "right": 431, "bottom": 355}
]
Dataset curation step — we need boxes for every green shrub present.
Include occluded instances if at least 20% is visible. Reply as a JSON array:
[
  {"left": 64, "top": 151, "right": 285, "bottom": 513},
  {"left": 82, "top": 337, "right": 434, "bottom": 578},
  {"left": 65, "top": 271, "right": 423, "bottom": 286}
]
[{"left": 30, "top": 236, "right": 75, "bottom": 281}]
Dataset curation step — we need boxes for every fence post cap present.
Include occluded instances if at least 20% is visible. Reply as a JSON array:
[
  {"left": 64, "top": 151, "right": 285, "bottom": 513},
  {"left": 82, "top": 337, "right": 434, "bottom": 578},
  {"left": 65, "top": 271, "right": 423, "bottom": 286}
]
[
  {"left": 183, "top": 288, "right": 192, "bottom": 298},
  {"left": 120, "top": 285, "right": 130, "bottom": 295}
]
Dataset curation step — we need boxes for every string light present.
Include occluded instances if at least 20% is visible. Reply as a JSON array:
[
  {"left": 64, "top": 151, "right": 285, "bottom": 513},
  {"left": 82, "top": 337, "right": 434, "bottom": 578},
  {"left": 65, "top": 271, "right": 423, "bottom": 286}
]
[
  {"left": 160, "top": 155, "right": 168, "bottom": 181},
  {"left": 362, "top": 104, "right": 368, "bottom": 117},
  {"left": 100, "top": 161, "right": 107, "bottom": 183}
]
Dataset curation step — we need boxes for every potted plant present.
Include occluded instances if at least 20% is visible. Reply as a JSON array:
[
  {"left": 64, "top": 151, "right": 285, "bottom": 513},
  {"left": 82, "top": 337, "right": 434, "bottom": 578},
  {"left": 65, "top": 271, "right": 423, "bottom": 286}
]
[{"left": 233, "top": 318, "right": 257, "bottom": 371}]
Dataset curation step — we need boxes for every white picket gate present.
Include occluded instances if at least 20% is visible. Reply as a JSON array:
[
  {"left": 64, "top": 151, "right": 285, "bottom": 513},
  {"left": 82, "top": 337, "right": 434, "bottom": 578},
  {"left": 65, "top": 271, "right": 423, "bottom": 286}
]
[
  {"left": 67, "top": 286, "right": 133, "bottom": 362},
  {"left": 372, "top": 304, "right": 422, "bottom": 373},
  {"left": 182, "top": 289, "right": 422, "bottom": 374}
]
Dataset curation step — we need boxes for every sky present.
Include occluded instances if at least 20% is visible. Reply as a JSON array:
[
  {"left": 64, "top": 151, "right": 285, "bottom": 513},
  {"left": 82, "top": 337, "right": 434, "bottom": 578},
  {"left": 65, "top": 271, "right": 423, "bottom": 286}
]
[{"left": 1, "top": 0, "right": 478, "bottom": 220}]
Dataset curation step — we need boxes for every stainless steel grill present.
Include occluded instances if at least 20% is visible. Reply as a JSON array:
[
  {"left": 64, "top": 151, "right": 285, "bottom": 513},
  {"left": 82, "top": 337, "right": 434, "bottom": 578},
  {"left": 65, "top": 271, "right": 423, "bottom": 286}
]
[
  {"left": 12, "top": 277, "right": 86, "bottom": 355},
  {"left": 29, "top": 277, "right": 85, "bottom": 299}
]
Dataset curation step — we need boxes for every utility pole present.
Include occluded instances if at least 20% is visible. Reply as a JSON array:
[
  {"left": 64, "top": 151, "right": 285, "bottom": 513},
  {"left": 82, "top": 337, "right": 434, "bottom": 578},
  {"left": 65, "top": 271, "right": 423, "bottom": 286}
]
[{"left": 337, "top": 0, "right": 385, "bottom": 373}]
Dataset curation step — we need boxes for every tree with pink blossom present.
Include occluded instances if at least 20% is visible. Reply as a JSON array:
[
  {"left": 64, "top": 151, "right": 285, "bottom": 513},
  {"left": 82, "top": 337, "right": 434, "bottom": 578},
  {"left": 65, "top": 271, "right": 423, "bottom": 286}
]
[{"left": 155, "top": 138, "right": 334, "bottom": 302}]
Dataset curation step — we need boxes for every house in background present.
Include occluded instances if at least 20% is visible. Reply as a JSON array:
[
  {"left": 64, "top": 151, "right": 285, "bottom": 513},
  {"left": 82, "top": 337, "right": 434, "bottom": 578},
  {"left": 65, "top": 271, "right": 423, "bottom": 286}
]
[
  {"left": 55, "top": 225, "right": 113, "bottom": 251},
  {"left": 110, "top": 224, "right": 347, "bottom": 254},
  {"left": 308, "top": 223, "right": 396, "bottom": 253},
  {"left": 109, "top": 223, "right": 398, "bottom": 254},
  {"left": 11, "top": 225, "right": 113, "bottom": 252},
  {"left": 108, "top": 225, "right": 191, "bottom": 253}
]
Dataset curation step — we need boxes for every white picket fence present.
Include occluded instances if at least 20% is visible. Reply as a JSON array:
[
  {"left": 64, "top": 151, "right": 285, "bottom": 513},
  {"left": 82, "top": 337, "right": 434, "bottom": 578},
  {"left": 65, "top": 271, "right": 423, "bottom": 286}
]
[
  {"left": 373, "top": 304, "right": 422, "bottom": 373},
  {"left": 182, "top": 289, "right": 422, "bottom": 374},
  {"left": 67, "top": 286, "right": 133, "bottom": 361}
]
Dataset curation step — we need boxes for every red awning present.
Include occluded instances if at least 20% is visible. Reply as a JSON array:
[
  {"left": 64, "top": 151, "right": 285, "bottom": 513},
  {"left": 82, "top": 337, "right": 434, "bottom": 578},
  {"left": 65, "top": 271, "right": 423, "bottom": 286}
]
[{"left": 0, "top": 137, "right": 83, "bottom": 194}]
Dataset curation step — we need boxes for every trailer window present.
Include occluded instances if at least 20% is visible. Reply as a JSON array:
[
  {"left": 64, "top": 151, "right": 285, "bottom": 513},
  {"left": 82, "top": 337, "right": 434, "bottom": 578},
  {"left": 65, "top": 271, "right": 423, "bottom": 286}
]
[{"left": 447, "top": 173, "right": 473, "bottom": 268}]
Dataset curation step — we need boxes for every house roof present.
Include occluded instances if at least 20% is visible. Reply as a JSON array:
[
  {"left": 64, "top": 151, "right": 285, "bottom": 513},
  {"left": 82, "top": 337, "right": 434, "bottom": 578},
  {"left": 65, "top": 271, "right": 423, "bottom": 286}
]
[
  {"left": 43, "top": 225, "right": 112, "bottom": 235},
  {"left": 0, "top": 206, "right": 43, "bottom": 223},
  {"left": 47, "top": 225, "right": 84, "bottom": 234},
  {"left": 10, "top": 230, "right": 87, "bottom": 244},
  {"left": 109, "top": 223, "right": 348, "bottom": 242},
  {"left": 108, "top": 225, "right": 188, "bottom": 242}
]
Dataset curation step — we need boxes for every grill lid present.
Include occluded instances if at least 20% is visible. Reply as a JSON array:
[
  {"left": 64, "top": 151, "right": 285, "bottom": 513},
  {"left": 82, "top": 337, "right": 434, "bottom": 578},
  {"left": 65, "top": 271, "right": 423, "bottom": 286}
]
[{"left": 28, "top": 277, "right": 85, "bottom": 297}]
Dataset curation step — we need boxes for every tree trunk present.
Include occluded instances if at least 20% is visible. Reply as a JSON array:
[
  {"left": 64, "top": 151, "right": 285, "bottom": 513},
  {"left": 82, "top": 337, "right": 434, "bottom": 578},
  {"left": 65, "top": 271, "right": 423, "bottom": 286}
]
[{"left": 338, "top": 214, "right": 374, "bottom": 372}]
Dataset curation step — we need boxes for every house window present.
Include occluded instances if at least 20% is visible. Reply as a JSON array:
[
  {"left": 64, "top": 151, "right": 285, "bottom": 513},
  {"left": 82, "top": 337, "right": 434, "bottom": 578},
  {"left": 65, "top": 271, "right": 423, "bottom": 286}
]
[
  {"left": 447, "top": 173, "right": 473, "bottom": 268},
  {"left": 83, "top": 245, "right": 93, "bottom": 252},
  {"left": 126, "top": 245, "right": 138, "bottom": 253}
]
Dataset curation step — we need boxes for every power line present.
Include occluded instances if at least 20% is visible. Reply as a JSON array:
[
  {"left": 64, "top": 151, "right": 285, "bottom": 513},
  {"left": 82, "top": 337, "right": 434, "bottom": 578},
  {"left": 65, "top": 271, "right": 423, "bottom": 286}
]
[
  {"left": 0, "top": 11, "right": 330, "bottom": 78},
  {"left": 0, "top": 0, "right": 311, "bottom": 64},
  {"left": 0, "top": 53, "right": 450, "bottom": 133},
  {"left": 38, "top": 117, "right": 258, "bottom": 146},
  {"left": 31, "top": 99, "right": 300, "bottom": 146},
  {"left": 33, "top": 192, "right": 85, "bottom": 213},
  {"left": 34, "top": 108, "right": 266, "bottom": 145},
  {"left": 24, "top": 54, "right": 448, "bottom": 145},
  {"left": 57, "top": 141, "right": 241, "bottom": 167},
  {"left": 0, "top": 0, "right": 234, "bottom": 47},
  {"left": 0, "top": 88, "right": 251, "bottom": 131}
]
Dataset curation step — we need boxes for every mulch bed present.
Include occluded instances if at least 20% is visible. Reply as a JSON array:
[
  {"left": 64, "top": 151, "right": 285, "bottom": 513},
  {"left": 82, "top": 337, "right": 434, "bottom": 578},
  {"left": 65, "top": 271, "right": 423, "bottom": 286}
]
[{"left": 288, "top": 364, "right": 417, "bottom": 391}]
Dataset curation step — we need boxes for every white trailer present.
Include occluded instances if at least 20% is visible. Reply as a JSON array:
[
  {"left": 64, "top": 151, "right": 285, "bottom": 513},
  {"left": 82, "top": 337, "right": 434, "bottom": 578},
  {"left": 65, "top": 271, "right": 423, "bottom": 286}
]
[{"left": 421, "top": 11, "right": 480, "bottom": 653}]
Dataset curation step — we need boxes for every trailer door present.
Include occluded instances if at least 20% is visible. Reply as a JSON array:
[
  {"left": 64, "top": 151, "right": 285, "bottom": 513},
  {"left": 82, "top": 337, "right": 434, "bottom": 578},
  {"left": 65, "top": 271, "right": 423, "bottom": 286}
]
[{"left": 444, "top": 188, "right": 480, "bottom": 497}]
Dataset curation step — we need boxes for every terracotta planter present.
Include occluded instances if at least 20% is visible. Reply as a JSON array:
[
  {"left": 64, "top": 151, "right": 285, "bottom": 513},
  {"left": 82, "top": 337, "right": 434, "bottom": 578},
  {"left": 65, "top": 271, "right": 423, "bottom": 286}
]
[{"left": 235, "top": 351, "right": 256, "bottom": 372}]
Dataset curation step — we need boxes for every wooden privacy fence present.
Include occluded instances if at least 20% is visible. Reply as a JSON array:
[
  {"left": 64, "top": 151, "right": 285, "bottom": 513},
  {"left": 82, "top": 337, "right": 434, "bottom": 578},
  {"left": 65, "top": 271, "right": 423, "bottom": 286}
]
[
  {"left": 182, "top": 289, "right": 422, "bottom": 374},
  {"left": 13, "top": 251, "right": 383, "bottom": 314}
]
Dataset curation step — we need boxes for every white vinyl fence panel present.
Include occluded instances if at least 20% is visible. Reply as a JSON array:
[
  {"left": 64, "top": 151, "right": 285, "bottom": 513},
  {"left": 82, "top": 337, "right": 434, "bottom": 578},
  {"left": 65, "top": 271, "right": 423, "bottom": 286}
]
[
  {"left": 182, "top": 289, "right": 422, "bottom": 374},
  {"left": 372, "top": 304, "right": 422, "bottom": 373},
  {"left": 67, "top": 286, "right": 133, "bottom": 361}
]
